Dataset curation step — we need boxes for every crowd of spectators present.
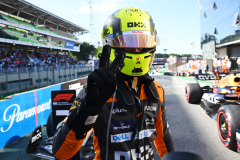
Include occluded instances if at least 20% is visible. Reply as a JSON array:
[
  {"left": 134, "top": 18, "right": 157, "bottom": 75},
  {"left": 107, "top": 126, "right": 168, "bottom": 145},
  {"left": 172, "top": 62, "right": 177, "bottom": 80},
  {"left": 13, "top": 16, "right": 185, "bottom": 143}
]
[
  {"left": 0, "top": 49, "right": 32, "bottom": 69},
  {"left": 0, "top": 49, "right": 87, "bottom": 71},
  {"left": 213, "top": 57, "right": 232, "bottom": 73},
  {"left": 34, "top": 52, "right": 79, "bottom": 67}
]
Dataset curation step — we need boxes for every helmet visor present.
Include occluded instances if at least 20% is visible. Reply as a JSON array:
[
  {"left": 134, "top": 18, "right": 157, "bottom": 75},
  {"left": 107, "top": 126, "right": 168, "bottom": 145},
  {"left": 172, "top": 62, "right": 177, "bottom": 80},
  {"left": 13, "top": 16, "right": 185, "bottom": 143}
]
[{"left": 112, "top": 34, "right": 156, "bottom": 48}]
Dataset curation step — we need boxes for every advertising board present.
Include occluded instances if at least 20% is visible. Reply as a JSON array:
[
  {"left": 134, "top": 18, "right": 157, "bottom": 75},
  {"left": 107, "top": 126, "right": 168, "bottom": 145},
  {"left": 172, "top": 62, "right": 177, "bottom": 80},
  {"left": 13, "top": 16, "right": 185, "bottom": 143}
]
[
  {"left": 0, "top": 84, "right": 61, "bottom": 149},
  {"left": 51, "top": 90, "right": 76, "bottom": 134},
  {"left": 65, "top": 40, "right": 75, "bottom": 49},
  {"left": 194, "top": 73, "right": 229, "bottom": 80}
]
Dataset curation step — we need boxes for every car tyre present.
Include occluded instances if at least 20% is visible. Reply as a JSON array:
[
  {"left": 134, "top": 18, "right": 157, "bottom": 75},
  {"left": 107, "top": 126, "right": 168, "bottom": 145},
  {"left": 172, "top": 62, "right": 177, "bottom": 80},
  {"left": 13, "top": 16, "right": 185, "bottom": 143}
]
[
  {"left": 217, "top": 105, "right": 240, "bottom": 151},
  {"left": 185, "top": 83, "right": 202, "bottom": 104},
  {"left": 47, "top": 112, "right": 53, "bottom": 137}
]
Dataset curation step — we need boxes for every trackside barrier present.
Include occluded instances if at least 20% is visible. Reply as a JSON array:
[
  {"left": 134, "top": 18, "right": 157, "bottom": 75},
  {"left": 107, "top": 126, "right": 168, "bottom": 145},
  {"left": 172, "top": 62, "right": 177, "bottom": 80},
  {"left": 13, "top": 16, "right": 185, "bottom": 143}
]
[
  {"left": 0, "top": 77, "right": 88, "bottom": 150},
  {"left": 0, "top": 84, "right": 61, "bottom": 149}
]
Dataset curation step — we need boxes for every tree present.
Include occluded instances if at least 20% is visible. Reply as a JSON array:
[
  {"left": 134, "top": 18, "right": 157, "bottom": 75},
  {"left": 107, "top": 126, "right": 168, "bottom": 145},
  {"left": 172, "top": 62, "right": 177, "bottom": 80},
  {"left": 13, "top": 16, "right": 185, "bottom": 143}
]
[
  {"left": 181, "top": 54, "right": 192, "bottom": 57},
  {"left": 155, "top": 53, "right": 169, "bottom": 58},
  {"left": 154, "top": 53, "right": 193, "bottom": 59},
  {"left": 97, "top": 46, "right": 103, "bottom": 57},
  {"left": 72, "top": 42, "right": 97, "bottom": 60},
  {"left": 168, "top": 53, "right": 179, "bottom": 57}
]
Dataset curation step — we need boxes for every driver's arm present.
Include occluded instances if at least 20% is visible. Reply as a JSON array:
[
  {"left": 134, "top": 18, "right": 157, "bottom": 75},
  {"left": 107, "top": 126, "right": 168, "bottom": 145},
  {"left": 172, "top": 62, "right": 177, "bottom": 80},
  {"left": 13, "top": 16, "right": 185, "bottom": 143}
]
[{"left": 153, "top": 82, "right": 176, "bottom": 158}]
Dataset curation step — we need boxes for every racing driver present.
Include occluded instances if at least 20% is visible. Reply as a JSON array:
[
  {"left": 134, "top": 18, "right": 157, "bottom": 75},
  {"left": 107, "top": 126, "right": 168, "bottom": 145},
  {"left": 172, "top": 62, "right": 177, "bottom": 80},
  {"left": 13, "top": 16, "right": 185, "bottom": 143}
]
[{"left": 53, "top": 7, "right": 176, "bottom": 160}]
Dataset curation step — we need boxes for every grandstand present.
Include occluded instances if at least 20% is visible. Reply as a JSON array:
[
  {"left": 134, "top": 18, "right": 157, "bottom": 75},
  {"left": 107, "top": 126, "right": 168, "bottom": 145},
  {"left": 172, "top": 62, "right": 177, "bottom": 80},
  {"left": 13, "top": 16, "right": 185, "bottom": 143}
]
[
  {"left": 0, "top": 0, "right": 90, "bottom": 95},
  {"left": 0, "top": 0, "right": 88, "bottom": 51}
]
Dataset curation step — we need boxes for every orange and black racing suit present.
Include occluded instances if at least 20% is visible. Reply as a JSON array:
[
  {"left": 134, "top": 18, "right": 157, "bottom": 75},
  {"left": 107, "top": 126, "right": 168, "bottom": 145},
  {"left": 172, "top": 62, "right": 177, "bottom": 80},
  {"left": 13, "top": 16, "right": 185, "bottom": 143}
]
[{"left": 53, "top": 75, "right": 175, "bottom": 159}]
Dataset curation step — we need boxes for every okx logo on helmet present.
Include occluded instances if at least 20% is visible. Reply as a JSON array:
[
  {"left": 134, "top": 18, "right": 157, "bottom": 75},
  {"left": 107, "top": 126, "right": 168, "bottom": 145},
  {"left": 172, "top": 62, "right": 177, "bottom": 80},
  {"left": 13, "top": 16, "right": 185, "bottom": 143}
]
[{"left": 102, "top": 7, "right": 159, "bottom": 76}]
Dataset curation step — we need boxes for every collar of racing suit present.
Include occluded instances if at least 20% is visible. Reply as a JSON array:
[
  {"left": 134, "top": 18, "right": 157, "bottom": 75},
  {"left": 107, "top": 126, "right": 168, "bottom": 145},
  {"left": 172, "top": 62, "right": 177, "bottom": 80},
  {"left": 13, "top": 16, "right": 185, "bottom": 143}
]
[
  {"left": 116, "top": 73, "right": 159, "bottom": 106},
  {"left": 115, "top": 73, "right": 160, "bottom": 144}
]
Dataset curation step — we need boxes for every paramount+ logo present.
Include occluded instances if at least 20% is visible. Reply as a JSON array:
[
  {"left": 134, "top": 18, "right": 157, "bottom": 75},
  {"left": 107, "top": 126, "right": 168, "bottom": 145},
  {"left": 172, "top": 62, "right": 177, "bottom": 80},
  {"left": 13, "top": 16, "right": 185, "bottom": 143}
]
[{"left": 127, "top": 22, "right": 146, "bottom": 28}]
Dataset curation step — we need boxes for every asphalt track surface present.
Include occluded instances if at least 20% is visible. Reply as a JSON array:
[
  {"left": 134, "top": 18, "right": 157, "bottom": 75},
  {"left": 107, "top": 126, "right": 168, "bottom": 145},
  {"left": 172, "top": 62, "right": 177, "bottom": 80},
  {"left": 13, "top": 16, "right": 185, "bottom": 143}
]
[
  {"left": 152, "top": 74, "right": 240, "bottom": 160},
  {"left": 1, "top": 74, "right": 240, "bottom": 160}
]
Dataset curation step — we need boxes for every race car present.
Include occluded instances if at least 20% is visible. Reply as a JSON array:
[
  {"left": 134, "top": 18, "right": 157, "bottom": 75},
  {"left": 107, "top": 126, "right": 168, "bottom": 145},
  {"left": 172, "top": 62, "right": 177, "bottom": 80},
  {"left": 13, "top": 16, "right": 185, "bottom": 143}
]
[
  {"left": 26, "top": 112, "right": 96, "bottom": 160},
  {"left": 185, "top": 72, "right": 240, "bottom": 152},
  {"left": 26, "top": 89, "right": 96, "bottom": 160}
]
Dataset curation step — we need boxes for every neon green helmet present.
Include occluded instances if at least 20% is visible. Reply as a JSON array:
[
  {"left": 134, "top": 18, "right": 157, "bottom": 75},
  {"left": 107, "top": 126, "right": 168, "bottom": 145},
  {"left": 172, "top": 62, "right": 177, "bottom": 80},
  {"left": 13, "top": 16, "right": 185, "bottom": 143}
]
[{"left": 102, "top": 7, "right": 158, "bottom": 76}]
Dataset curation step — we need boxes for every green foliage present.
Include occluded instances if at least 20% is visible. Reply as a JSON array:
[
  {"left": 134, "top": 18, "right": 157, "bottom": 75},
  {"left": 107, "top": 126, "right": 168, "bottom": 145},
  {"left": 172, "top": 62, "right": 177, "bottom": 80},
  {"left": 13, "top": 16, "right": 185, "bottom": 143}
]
[
  {"left": 97, "top": 46, "right": 103, "bottom": 57},
  {"left": 181, "top": 54, "right": 192, "bottom": 57},
  {"left": 67, "top": 52, "right": 77, "bottom": 59},
  {"left": 155, "top": 53, "right": 192, "bottom": 58},
  {"left": 168, "top": 53, "right": 179, "bottom": 57},
  {"left": 72, "top": 42, "right": 97, "bottom": 60},
  {"left": 155, "top": 53, "right": 169, "bottom": 58}
]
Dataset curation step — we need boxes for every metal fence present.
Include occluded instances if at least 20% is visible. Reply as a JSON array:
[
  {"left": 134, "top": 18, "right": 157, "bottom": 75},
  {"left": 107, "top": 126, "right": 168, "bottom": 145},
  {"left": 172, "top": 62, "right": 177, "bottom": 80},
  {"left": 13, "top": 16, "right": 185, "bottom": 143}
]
[
  {"left": 0, "top": 64, "right": 92, "bottom": 74},
  {"left": 0, "top": 64, "right": 93, "bottom": 94}
]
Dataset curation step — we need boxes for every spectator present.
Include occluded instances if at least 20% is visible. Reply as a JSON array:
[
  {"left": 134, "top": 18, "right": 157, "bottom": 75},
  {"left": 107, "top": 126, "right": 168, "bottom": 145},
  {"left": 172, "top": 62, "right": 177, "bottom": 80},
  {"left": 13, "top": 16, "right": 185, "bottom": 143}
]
[
  {"left": 213, "top": 58, "right": 218, "bottom": 73},
  {"left": 217, "top": 58, "right": 222, "bottom": 73},
  {"left": 226, "top": 59, "right": 232, "bottom": 73},
  {"left": 202, "top": 61, "right": 208, "bottom": 74},
  {"left": 237, "top": 57, "right": 240, "bottom": 71},
  {"left": 198, "top": 61, "right": 202, "bottom": 74},
  {"left": 222, "top": 58, "right": 228, "bottom": 73}
]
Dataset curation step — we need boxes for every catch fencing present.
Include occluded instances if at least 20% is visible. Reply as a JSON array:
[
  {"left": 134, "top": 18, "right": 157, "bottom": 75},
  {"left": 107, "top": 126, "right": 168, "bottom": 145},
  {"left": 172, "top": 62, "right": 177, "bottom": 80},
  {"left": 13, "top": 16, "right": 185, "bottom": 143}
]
[{"left": 0, "top": 64, "right": 92, "bottom": 94}]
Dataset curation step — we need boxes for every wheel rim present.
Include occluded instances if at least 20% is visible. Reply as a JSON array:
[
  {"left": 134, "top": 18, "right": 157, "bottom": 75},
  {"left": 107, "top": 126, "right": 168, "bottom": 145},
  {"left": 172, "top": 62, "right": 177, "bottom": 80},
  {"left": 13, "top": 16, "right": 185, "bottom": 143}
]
[{"left": 218, "top": 112, "right": 228, "bottom": 141}]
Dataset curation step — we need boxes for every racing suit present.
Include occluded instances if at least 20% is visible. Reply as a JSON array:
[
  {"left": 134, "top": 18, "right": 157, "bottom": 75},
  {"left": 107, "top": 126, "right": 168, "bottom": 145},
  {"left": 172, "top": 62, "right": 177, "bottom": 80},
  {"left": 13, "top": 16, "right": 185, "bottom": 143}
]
[{"left": 52, "top": 74, "right": 175, "bottom": 159}]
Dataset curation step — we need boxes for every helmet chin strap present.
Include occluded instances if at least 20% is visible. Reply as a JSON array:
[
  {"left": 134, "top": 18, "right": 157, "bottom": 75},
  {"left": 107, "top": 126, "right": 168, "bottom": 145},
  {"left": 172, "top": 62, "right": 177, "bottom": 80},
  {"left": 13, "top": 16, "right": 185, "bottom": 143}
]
[{"left": 132, "top": 77, "right": 138, "bottom": 89}]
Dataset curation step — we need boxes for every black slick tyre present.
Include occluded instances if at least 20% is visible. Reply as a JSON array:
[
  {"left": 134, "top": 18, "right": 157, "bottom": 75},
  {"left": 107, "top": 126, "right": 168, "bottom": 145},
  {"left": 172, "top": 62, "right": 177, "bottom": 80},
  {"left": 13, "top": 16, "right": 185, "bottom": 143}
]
[
  {"left": 185, "top": 83, "right": 202, "bottom": 104},
  {"left": 47, "top": 112, "right": 53, "bottom": 137},
  {"left": 217, "top": 105, "right": 240, "bottom": 151}
]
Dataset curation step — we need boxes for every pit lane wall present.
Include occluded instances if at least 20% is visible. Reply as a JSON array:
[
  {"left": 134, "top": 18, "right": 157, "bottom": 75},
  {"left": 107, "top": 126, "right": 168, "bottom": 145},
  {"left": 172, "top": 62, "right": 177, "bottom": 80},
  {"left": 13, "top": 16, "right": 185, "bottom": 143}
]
[{"left": 0, "top": 77, "right": 87, "bottom": 149}]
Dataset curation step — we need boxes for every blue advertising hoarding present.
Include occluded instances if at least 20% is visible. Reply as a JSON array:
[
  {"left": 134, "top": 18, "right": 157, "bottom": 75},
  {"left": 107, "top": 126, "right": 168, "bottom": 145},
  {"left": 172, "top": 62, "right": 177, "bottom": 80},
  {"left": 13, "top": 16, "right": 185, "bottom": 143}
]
[
  {"left": 65, "top": 40, "right": 75, "bottom": 49},
  {"left": 0, "top": 84, "right": 61, "bottom": 149}
]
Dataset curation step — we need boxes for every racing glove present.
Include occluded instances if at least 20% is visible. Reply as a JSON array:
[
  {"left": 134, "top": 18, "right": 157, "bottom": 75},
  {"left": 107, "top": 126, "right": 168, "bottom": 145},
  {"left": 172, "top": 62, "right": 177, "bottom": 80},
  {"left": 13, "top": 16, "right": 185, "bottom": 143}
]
[{"left": 66, "top": 45, "right": 125, "bottom": 139}]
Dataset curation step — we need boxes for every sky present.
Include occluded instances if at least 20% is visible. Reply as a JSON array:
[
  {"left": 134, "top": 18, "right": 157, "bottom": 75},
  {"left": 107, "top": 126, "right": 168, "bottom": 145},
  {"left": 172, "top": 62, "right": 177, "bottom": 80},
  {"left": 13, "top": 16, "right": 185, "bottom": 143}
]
[{"left": 25, "top": 0, "right": 202, "bottom": 55}]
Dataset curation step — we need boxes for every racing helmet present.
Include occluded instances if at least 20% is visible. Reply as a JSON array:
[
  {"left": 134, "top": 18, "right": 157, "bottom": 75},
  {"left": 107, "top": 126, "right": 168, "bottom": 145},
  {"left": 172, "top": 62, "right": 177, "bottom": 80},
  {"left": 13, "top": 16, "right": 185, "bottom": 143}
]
[{"left": 102, "top": 7, "right": 159, "bottom": 76}]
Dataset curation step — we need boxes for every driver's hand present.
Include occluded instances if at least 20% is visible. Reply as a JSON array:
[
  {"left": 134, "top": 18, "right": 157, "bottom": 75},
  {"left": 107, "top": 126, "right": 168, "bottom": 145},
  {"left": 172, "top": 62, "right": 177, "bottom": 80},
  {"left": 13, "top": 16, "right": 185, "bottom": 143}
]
[{"left": 85, "top": 45, "right": 125, "bottom": 112}]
